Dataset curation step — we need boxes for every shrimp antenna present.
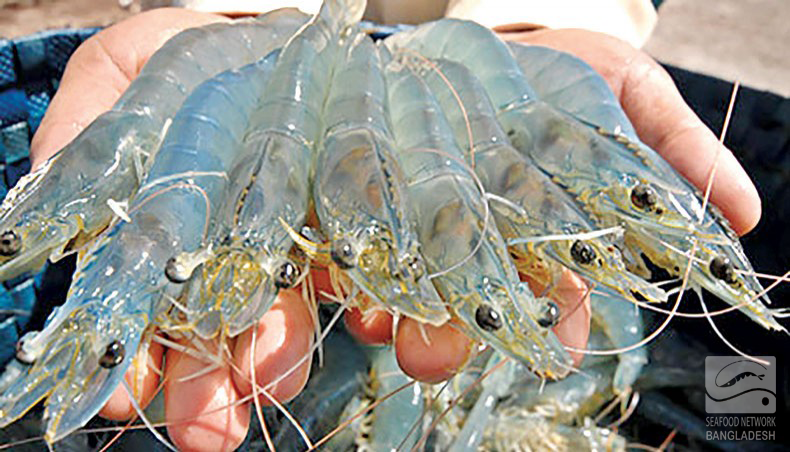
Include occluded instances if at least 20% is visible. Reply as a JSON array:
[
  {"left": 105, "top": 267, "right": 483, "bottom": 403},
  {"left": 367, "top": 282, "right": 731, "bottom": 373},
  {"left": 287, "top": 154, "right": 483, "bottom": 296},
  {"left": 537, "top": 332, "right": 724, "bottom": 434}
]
[
  {"left": 696, "top": 287, "right": 770, "bottom": 365},
  {"left": 249, "top": 325, "right": 278, "bottom": 452},
  {"left": 413, "top": 357, "right": 509, "bottom": 451},
  {"left": 121, "top": 379, "right": 177, "bottom": 451}
]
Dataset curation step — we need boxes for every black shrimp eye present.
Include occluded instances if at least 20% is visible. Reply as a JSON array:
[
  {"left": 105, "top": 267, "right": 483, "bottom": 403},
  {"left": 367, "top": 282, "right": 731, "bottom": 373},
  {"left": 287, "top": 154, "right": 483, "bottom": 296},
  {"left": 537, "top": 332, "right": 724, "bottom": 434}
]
[
  {"left": 710, "top": 256, "right": 738, "bottom": 284},
  {"left": 99, "top": 340, "right": 125, "bottom": 369},
  {"left": 400, "top": 254, "right": 425, "bottom": 281},
  {"left": 537, "top": 301, "right": 561, "bottom": 328},
  {"left": 14, "top": 339, "right": 34, "bottom": 364},
  {"left": 0, "top": 230, "right": 21, "bottom": 257},
  {"left": 570, "top": 240, "right": 596, "bottom": 265},
  {"left": 274, "top": 261, "right": 300, "bottom": 289},
  {"left": 164, "top": 256, "right": 190, "bottom": 283},
  {"left": 331, "top": 239, "right": 356, "bottom": 269},
  {"left": 630, "top": 184, "right": 658, "bottom": 210},
  {"left": 475, "top": 304, "right": 503, "bottom": 332}
]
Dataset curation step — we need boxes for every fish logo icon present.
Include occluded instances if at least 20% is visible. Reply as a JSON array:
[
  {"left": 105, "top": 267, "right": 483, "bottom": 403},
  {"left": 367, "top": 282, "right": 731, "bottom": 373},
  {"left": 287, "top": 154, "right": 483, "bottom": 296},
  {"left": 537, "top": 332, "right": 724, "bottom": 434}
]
[{"left": 706, "top": 356, "right": 776, "bottom": 413}]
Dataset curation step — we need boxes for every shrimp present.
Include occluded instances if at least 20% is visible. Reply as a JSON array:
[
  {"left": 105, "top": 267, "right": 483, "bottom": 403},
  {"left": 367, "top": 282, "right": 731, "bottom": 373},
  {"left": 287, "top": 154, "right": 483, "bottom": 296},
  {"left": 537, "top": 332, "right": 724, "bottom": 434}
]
[
  {"left": 483, "top": 413, "right": 627, "bottom": 451},
  {"left": 0, "top": 51, "right": 283, "bottom": 443},
  {"left": 384, "top": 55, "right": 572, "bottom": 378},
  {"left": 590, "top": 289, "right": 648, "bottom": 395},
  {"left": 413, "top": 56, "right": 667, "bottom": 305},
  {"left": 361, "top": 347, "right": 426, "bottom": 451},
  {"left": 388, "top": 19, "right": 784, "bottom": 332},
  {"left": 0, "top": 9, "right": 309, "bottom": 283},
  {"left": 312, "top": 32, "right": 449, "bottom": 326},
  {"left": 168, "top": 0, "right": 366, "bottom": 339}
]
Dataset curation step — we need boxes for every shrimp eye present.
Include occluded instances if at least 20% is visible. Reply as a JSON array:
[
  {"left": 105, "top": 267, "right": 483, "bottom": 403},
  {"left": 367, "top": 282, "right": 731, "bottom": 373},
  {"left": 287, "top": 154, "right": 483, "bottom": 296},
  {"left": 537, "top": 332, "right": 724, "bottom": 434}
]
[
  {"left": 630, "top": 184, "right": 657, "bottom": 210},
  {"left": 14, "top": 339, "right": 34, "bottom": 364},
  {"left": 710, "top": 256, "right": 738, "bottom": 284},
  {"left": 99, "top": 340, "right": 125, "bottom": 369},
  {"left": 0, "top": 230, "right": 21, "bottom": 256},
  {"left": 274, "top": 261, "right": 300, "bottom": 289},
  {"left": 165, "top": 256, "right": 191, "bottom": 283},
  {"left": 400, "top": 254, "right": 425, "bottom": 281},
  {"left": 331, "top": 239, "right": 356, "bottom": 269},
  {"left": 475, "top": 304, "right": 503, "bottom": 332},
  {"left": 570, "top": 240, "right": 596, "bottom": 265},
  {"left": 537, "top": 301, "right": 561, "bottom": 328}
]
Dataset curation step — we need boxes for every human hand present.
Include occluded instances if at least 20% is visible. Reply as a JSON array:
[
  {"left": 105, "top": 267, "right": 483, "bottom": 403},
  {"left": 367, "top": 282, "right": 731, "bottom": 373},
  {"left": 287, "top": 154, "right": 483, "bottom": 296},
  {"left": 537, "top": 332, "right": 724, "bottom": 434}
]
[{"left": 498, "top": 28, "right": 762, "bottom": 236}]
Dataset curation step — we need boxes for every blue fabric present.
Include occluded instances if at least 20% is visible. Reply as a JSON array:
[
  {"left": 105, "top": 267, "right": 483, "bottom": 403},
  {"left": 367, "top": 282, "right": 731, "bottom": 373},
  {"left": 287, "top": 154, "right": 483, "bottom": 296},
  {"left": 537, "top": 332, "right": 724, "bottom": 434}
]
[{"left": 0, "top": 27, "right": 99, "bottom": 370}]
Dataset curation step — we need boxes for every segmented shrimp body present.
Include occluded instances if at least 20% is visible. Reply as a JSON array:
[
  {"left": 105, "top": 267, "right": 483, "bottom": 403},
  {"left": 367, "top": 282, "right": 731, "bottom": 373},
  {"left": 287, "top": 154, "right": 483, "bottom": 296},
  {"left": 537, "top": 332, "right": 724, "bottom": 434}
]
[
  {"left": 313, "top": 32, "right": 448, "bottom": 325},
  {"left": 177, "top": 0, "right": 366, "bottom": 339},
  {"left": 389, "top": 18, "right": 781, "bottom": 332},
  {"left": 385, "top": 56, "right": 572, "bottom": 378},
  {"left": 0, "top": 52, "right": 282, "bottom": 443},
  {"left": 0, "top": 10, "right": 308, "bottom": 283},
  {"left": 416, "top": 57, "right": 667, "bottom": 305}
]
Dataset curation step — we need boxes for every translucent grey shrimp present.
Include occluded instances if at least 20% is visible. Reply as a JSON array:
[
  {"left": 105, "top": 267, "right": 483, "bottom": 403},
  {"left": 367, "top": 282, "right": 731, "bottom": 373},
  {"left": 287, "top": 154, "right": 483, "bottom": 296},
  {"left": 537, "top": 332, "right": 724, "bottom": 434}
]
[
  {"left": 590, "top": 288, "right": 648, "bottom": 395},
  {"left": 312, "top": 32, "right": 448, "bottom": 325},
  {"left": 173, "top": 0, "right": 365, "bottom": 338},
  {"left": 415, "top": 56, "right": 667, "bottom": 305},
  {"left": 483, "top": 413, "right": 627, "bottom": 452},
  {"left": 388, "top": 19, "right": 783, "bottom": 332},
  {"left": 0, "top": 10, "right": 308, "bottom": 282},
  {"left": 364, "top": 347, "right": 425, "bottom": 451},
  {"left": 0, "top": 53, "right": 282, "bottom": 443},
  {"left": 384, "top": 55, "right": 572, "bottom": 378},
  {"left": 501, "top": 360, "right": 616, "bottom": 424}
]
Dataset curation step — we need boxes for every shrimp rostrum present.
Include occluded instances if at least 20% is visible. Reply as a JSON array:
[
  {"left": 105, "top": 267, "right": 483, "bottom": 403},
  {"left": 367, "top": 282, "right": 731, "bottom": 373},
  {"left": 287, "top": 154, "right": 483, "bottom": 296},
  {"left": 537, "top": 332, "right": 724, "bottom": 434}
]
[
  {"left": 0, "top": 10, "right": 308, "bottom": 282},
  {"left": 0, "top": 50, "right": 284, "bottom": 443}
]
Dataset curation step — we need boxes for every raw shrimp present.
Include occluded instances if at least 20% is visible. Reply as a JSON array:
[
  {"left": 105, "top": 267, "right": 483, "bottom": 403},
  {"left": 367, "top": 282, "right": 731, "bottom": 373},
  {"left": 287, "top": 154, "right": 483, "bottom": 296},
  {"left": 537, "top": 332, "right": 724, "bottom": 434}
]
[
  {"left": 173, "top": 0, "right": 366, "bottom": 338},
  {"left": 590, "top": 288, "right": 648, "bottom": 395},
  {"left": 312, "top": 32, "right": 448, "bottom": 326},
  {"left": 0, "top": 10, "right": 308, "bottom": 283},
  {"left": 384, "top": 56, "right": 572, "bottom": 378},
  {"left": 363, "top": 346, "right": 425, "bottom": 451},
  {"left": 414, "top": 56, "right": 666, "bottom": 305},
  {"left": 388, "top": 19, "right": 784, "bottom": 332},
  {"left": 483, "top": 413, "right": 627, "bottom": 451},
  {"left": 0, "top": 51, "right": 282, "bottom": 443}
]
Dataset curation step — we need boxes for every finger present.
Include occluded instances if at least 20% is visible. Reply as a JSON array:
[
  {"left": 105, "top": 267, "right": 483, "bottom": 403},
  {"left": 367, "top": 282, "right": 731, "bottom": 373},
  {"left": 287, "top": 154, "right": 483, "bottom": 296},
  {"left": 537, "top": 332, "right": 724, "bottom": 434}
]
[
  {"left": 345, "top": 306, "right": 394, "bottom": 345},
  {"left": 309, "top": 267, "right": 346, "bottom": 301},
  {"left": 232, "top": 288, "right": 315, "bottom": 405},
  {"left": 395, "top": 317, "right": 476, "bottom": 384},
  {"left": 99, "top": 338, "right": 164, "bottom": 420},
  {"left": 164, "top": 339, "right": 250, "bottom": 452},
  {"left": 30, "top": 8, "right": 228, "bottom": 168},
  {"left": 501, "top": 29, "right": 761, "bottom": 235},
  {"left": 520, "top": 269, "right": 591, "bottom": 366}
]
